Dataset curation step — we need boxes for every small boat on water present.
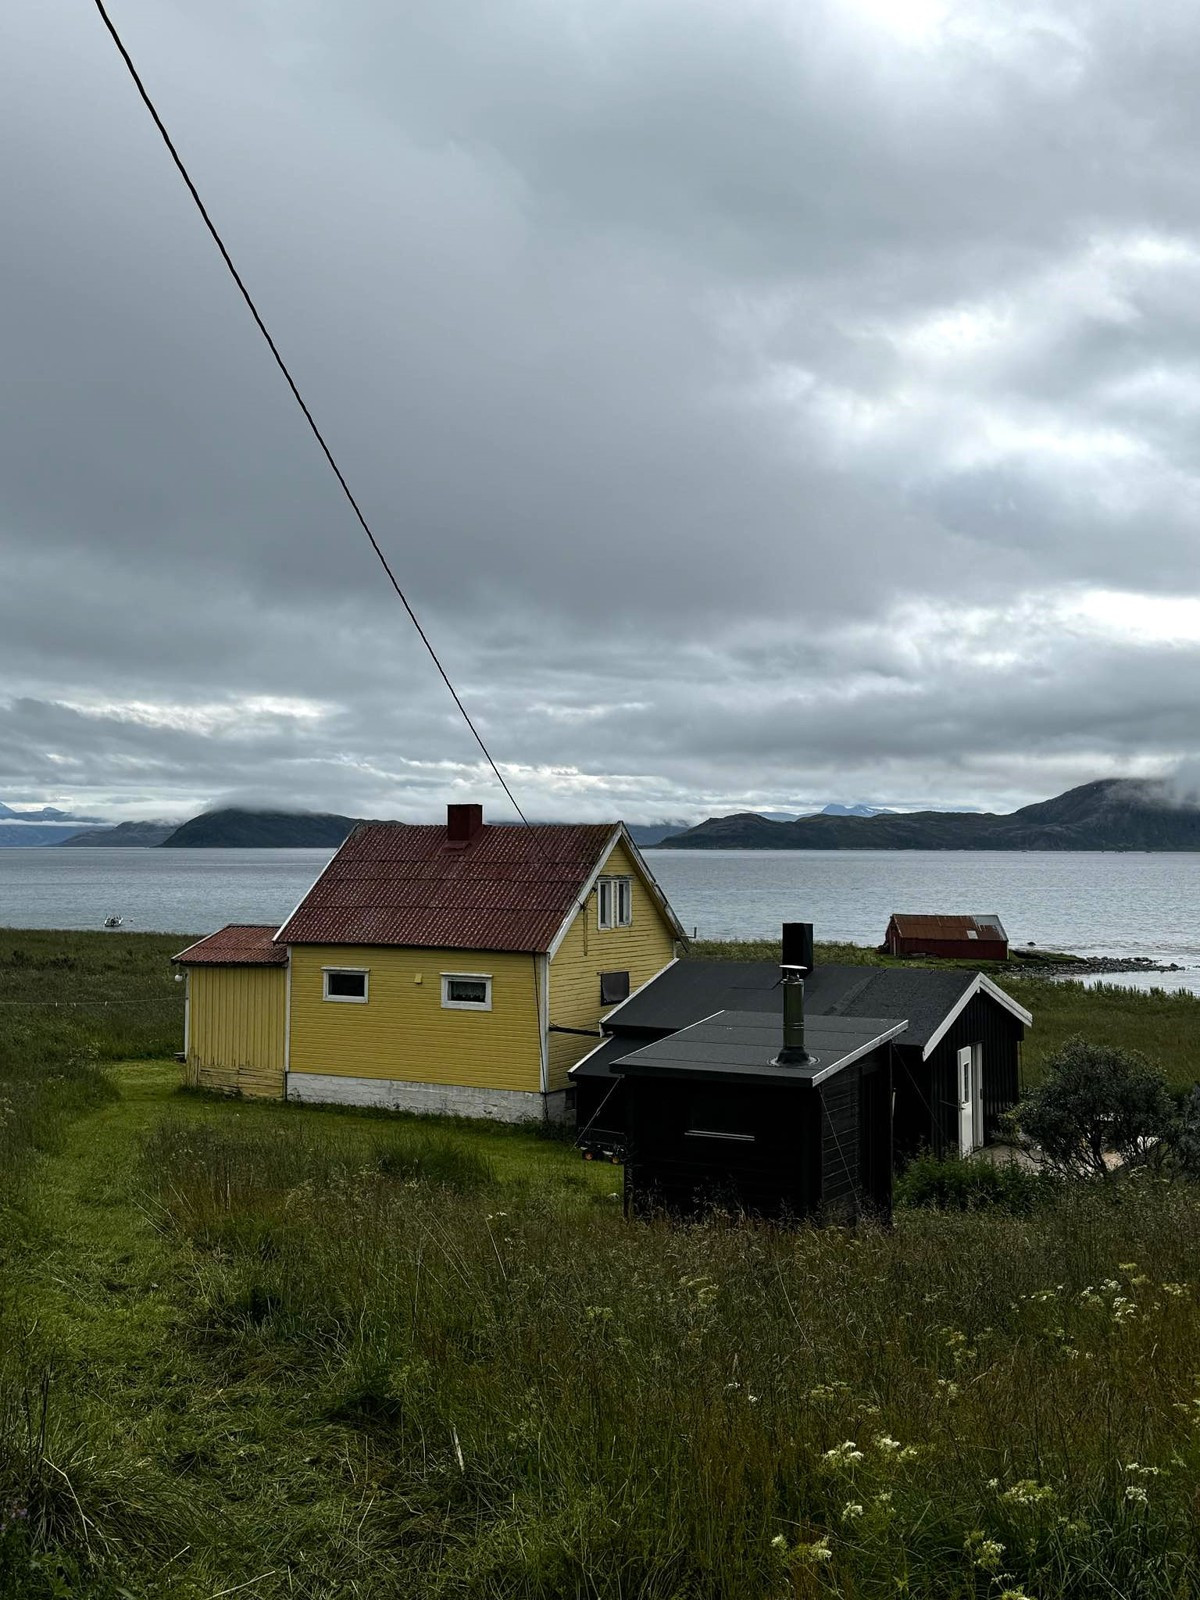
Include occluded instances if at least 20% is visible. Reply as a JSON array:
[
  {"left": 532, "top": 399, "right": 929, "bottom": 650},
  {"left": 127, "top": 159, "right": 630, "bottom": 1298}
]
[{"left": 103, "top": 915, "right": 123, "bottom": 929}]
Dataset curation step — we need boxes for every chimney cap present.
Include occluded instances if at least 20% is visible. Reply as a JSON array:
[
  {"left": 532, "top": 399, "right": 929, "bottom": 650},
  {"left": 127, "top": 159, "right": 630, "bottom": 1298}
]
[
  {"left": 446, "top": 802, "right": 484, "bottom": 846},
  {"left": 782, "top": 921, "right": 814, "bottom": 973}
]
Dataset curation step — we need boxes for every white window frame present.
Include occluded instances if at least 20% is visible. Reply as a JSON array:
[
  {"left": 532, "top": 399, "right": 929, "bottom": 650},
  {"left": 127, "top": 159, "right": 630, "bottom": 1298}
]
[
  {"left": 323, "top": 967, "right": 369, "bottom": 1004},
  {"left": 597, "top": 875, "right": 633, "bottom": 930},
  {"left": 441, "top": 972, "right": 493, "bottom": 1011}
]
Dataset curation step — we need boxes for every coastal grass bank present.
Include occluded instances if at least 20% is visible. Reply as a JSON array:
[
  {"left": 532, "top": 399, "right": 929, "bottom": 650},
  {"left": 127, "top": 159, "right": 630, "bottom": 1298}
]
[{"left": 3, "top": 927, "right": 1200, "bottom": 1596}]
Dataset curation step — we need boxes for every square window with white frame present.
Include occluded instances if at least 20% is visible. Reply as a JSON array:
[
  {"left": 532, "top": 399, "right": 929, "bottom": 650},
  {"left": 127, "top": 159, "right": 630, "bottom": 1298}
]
[
  {"left": 597, "top": 875, "right": 633, "bottom": 929},
  {"left": 441, "top": 973, "right": 492, "bottom": 1010},
  {"left": 323, "top": 968, "right": 368, "bottom": 1003}
]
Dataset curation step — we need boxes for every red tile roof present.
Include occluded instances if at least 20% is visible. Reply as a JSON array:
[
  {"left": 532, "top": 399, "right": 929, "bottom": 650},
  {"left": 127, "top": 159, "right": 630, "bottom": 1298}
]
[
  {"left": 173, "top": 925, "right": 289, "bottom": 966},
  {"left": 277, "top": 822, "right": 624, "bottom": 953}
]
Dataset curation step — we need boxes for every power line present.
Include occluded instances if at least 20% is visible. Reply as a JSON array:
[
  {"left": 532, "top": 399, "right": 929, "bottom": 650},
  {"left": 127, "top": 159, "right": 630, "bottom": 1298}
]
[{"left": 90, "top": 0, "right": 537, "bottom": 833}]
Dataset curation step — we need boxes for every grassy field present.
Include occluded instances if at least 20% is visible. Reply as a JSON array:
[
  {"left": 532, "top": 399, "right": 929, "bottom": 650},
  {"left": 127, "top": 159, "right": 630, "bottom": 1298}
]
[{"left": 4, "top": 931, "right": 1200, "bottom": 1597}]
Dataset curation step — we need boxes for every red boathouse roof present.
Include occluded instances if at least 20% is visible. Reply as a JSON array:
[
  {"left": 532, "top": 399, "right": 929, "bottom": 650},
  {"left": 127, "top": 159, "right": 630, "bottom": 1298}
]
[{"left": 888, "top": 913, "right": 1007, "bottom": 943}]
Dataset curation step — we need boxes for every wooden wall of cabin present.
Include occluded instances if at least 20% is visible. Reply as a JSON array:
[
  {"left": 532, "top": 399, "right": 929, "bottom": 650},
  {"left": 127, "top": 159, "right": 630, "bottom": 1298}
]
[
  {"left": 816, "top": 1052, "right": 893, "bottom": 1223},
  {"left": 622, "top": 1077, "right": 823, "bottom": 1221},
  {"left": 894, "top": 995, "right": 1023, "bottom": 1161},
  {"left": 817, "top": 1065, "right": 861, "bottom": 1219}
]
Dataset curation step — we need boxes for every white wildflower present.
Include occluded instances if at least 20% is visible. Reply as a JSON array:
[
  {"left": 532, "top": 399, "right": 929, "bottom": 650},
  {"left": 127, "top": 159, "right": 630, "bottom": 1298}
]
[
  {"left": 824, "top": 1440, "right": 864, "bottom": 1463},
  {"left": 964, "top": 1531, "right": 1005, "bottom": 1570},
  {"left": 1001, "top": 1479, "right": 1054, "bottom": 1507}
]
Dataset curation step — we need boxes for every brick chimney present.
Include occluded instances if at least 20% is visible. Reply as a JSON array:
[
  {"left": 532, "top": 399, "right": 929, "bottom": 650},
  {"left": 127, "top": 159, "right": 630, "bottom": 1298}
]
[{"left": 446, "top": 803, "right": 484, "bottom": 846}]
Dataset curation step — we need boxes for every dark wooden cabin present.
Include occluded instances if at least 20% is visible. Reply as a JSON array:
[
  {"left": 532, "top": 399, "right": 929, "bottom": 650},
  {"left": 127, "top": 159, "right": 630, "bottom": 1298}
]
[
  {"left": 573, "top": 954, "right": 1030, "bottom": 1166},
  {"left": 612, "top": 1010, "right": 903, "bottom": 1223},
  {"left": 884, "top": 913, "right": 1008, "bottom": 962}
]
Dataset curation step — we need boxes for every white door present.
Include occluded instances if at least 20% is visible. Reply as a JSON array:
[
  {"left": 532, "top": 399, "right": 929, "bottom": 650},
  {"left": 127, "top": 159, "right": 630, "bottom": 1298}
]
[{"left": 957, "top": 1046, "right": 975, "bottom": 1156}]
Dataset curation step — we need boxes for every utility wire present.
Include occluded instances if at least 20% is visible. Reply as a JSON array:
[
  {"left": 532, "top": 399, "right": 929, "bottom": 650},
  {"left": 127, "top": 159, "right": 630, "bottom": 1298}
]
[
  {"left": 0, "top": 995, "right": 183, "bottom": 1008},
  {"left": 90, "top": 0, "right": 538, "bottom": 834}
]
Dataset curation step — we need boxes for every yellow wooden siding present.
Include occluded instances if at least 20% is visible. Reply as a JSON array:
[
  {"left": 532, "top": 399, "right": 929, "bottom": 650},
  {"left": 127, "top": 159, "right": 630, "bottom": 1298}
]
[
  {"left": 186, "top": 965, "right": 286, "bottom": 1098},
  {"left": 546, "top": 838, "right": 677, "bottom": 1089},
  {"left": 287, "top": 945, "right": 543, "bottom": 1091}
]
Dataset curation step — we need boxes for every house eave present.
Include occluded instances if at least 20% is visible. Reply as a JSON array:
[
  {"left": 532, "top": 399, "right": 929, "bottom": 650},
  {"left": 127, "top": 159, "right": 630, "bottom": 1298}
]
[{"left": 921, "top": 972, "right": 1033, "bottom": 1060}]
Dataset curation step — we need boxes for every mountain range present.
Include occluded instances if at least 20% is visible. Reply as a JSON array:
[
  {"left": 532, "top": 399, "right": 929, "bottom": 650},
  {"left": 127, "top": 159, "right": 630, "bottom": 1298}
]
[
  {"left": 1, "top": 780, "right": 1198, "bottom": 851},
  {"left": 60, "top": 821, "right": 179, "bottom": 847},
  {"left": 159, "top": 809, "right": 365, "bottom": 848},
  {"left": 658, "top": 779, "right": 1200, "bottom": 851},
  {"left": 0, "top": 802, "right": 98, "bottom": 822}
]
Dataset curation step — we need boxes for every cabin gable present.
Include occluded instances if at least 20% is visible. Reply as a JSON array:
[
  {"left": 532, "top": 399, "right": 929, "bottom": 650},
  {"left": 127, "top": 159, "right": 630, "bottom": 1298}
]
[{"left": 894, "top": 991, "right": 1024, "bottom": 1161}]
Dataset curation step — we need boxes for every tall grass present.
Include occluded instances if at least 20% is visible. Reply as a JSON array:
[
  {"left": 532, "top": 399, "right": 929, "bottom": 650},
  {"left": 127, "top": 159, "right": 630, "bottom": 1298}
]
[
  {"left": 0, "top": 931, "right": 183, "bottom": 1211},
  {"left": 136, "top": 1119, "right": 1200, "bottom": 1598},
  {"left": 1005, "top": 975, "right": 1200, "bottom": 1091},
  {"left": 0, "top": 931, "right": 187, "bottom": 1596},
  {"left": 7, "top": 930, "right": 1200, "bottom": 1596}
]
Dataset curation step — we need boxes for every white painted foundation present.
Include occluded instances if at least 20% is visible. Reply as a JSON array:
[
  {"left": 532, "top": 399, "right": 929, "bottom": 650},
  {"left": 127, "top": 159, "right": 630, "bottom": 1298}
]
[{"left": 286, "top": 1072, "right": 571, "bottom": 1125}]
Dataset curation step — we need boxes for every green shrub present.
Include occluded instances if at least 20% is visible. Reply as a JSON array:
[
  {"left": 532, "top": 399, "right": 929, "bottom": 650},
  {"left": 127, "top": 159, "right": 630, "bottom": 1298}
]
[
  {"left": 895, "top": 1152, "right": 1058, "bottom": 1213},
  {"left": 1017, "top": 1035, "right": 1176, "bottom": 1179}
]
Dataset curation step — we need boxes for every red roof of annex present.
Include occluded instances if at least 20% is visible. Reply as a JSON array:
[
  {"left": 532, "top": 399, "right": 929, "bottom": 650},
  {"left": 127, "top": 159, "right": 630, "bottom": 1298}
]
[
  {"left": 173, "top": 925, "right": 289, "bottom": 966},
  {"left": 276, "top": 815, "right": 629, "bottom": 953}
]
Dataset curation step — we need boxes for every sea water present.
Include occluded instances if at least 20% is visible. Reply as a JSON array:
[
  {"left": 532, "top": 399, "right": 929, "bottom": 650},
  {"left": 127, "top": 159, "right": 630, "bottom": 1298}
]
[{"left": 2, "top": 846, "right": 1199, "bottom": 990}]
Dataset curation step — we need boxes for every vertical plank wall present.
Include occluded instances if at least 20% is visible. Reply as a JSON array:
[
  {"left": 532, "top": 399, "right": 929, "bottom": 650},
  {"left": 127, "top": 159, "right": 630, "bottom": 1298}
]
[{"left": 187, "top": 965, "right": 287, "bottom": 1098}]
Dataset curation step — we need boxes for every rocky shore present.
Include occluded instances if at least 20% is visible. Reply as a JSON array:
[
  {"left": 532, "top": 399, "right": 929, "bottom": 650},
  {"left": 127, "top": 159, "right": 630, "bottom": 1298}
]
[{"left": 1013, "top": 953, "right": 1184, "bottom": 977}]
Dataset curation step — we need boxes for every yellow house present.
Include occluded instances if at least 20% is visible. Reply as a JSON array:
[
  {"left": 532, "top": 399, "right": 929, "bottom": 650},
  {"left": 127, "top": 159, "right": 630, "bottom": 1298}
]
[{"left": 173, "top": 803, "right": 686, "bottom": 1121}]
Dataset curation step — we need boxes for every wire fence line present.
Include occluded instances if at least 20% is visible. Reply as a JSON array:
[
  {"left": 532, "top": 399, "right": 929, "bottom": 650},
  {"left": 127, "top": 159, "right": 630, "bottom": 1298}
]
[{"left": 0, "top": 995, "right": 185, "bottom": 1009}]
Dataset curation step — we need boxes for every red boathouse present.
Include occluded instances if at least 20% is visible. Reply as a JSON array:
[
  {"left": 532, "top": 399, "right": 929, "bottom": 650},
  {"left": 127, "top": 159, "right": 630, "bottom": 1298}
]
[{"left": 884, "top": 913, "right": 1008, "bottom": 962}]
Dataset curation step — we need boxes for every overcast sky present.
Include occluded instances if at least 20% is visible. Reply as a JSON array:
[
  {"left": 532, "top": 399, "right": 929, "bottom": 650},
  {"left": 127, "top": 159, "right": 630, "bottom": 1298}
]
[{"left": 5, "top": 0, "right": 1200, "bottom": 823}]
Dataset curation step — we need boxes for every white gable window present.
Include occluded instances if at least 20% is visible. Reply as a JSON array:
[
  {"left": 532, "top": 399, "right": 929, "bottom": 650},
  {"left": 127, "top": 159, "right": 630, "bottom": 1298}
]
[
  {"left": 597, "top": 875, "right": 633, "bottom": 930},
  {"left": 442, "top": 973, "right": 492, "bottom": 1011},
  {"left": 323, "top": 968, "right": 368, "bottom": 1003}
]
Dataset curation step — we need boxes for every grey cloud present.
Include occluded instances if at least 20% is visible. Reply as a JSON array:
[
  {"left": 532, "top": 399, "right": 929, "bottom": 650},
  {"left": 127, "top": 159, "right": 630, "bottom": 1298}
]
[{"left": 5, "top": 0, "right": 1200, "bottom": 822}]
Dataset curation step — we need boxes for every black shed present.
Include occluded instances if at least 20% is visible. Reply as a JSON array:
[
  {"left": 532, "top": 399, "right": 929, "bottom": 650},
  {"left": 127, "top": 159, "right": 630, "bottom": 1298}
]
[
  {"left": 613, "top": 1010, "right": 904, "bottom": 1223},
  {"left": 573, "top": 958, "right": 1031, "bottom": 1165}
]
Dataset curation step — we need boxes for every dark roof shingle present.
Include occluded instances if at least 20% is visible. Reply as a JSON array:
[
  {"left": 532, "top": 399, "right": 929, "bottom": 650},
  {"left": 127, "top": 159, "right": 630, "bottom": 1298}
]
[
  {"left": 276, "top": 822, "right": 621, "bottom": 953},
  {"left": 173, "top": 925, "right": 288, "bottom": 966},
  {"left": 601, "top": 959, "right": 979, "bottom": 1050}
]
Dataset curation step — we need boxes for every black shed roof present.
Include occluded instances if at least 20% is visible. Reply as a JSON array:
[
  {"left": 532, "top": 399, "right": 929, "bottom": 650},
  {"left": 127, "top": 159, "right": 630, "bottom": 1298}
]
[
  {"left": 612, "top": 1010, "right": 907, "bottom": 1086},
  {"left": 602, "top": 959, "right": 980, "bottom": 1051}
]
